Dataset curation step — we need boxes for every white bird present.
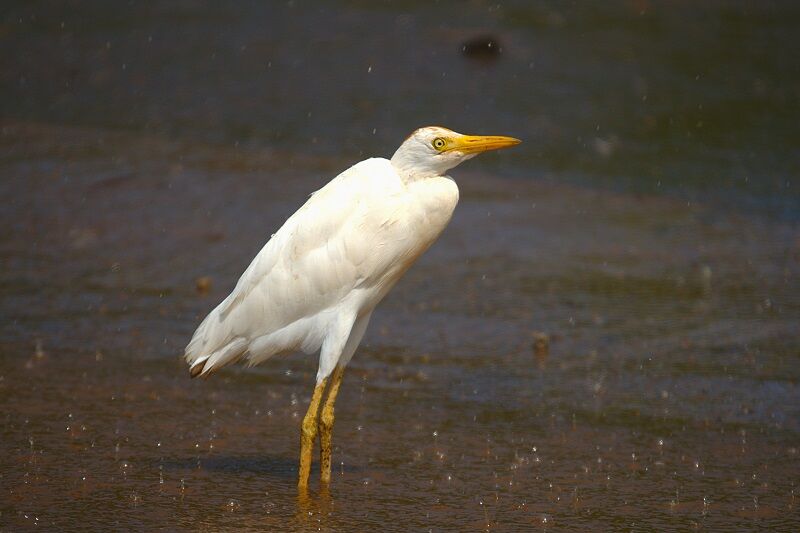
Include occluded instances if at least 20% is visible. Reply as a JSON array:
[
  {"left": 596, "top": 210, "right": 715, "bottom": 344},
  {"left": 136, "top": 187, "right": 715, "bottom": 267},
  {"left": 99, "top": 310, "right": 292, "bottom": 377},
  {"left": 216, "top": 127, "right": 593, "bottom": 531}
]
[{"left": 184, "top": 126, "right": 520, "bottom": 489}]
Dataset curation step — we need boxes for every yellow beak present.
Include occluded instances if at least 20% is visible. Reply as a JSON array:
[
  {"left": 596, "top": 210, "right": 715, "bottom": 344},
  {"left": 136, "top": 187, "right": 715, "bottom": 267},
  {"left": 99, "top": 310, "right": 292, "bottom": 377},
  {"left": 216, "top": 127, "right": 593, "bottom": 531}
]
[{"left": 446, "top": 134, "right": 522, "bottom": 154}]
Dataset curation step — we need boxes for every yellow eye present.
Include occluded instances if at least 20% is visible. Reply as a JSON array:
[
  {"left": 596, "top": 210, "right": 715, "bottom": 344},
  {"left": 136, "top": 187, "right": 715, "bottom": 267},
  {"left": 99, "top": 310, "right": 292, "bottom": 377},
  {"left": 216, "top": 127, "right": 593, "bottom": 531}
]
[{"left": 432, "top": 137, "right": 447, "bottom": 151}]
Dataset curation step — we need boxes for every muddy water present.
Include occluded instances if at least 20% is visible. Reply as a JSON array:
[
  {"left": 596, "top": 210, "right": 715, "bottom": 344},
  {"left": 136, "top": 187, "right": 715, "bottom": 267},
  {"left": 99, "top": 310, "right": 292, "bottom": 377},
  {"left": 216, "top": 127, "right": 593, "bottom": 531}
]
[{"left": 2, "top": 1, "right": 800, "bottom": 531}]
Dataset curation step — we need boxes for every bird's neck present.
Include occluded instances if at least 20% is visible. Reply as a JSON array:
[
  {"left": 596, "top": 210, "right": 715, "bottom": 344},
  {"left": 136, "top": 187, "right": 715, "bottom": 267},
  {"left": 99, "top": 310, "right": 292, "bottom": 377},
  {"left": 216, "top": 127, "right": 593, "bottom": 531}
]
[{"left": 390, "top": 155, "right": 441, "bottom": 183}]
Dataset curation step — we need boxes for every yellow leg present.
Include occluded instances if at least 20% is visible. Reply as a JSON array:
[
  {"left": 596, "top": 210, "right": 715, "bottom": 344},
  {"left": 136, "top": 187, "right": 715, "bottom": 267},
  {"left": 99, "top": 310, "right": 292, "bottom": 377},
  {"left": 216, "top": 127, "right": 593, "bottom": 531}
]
[
  {"left": 298, "top": 377, "right": 328, "bottom": 490},
  {"left": 319, "top": 365, "right": 345, "bottom": 484}
]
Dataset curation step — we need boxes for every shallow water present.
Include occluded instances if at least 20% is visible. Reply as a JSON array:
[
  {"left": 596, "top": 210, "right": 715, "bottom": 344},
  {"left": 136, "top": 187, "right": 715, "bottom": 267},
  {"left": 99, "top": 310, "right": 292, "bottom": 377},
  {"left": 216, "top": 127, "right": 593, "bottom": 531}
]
[{"left": 2, "top": 1, "right": 800, "bottom": 531}]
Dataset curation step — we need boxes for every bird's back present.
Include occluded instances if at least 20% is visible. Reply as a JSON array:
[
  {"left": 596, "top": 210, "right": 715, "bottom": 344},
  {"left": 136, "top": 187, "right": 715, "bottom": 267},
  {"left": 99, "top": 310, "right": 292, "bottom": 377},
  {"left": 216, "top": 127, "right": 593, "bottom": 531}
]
[{"left": 185, "top": 158, "right": 459, "bottom": 377}]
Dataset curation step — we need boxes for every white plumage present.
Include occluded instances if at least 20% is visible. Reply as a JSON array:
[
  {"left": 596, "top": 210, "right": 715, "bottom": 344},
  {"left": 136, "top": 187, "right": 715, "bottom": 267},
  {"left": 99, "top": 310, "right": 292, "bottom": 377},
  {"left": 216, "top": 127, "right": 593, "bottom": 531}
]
[
  {"left": 185, "top": 156, "right": 458, "bottom": 381},
  {"left": 184, "top": 126, "right": 520, "bottom": 489},
  {"left": 185, "top": 127, "right": 520, "bottom": 385}
]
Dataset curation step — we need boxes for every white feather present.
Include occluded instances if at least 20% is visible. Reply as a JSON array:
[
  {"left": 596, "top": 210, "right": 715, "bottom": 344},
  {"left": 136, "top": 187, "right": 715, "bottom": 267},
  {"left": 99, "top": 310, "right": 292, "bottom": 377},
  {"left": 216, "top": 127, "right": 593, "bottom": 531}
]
[
  {"left": 185, "top": 150, "right": 459, "bottom": 381},
  {"left": 184, "top": 126, "right": 519, "bottom": 381}
]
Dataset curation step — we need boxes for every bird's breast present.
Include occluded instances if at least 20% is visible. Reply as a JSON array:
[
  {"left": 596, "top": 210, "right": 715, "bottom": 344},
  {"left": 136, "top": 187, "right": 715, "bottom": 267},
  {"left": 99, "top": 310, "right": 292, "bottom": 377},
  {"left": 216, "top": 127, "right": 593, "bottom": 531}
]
[
  {"left": 406, "top": 175, "right": 460, "bottom": 238},
  {"left": 358, "top": 176, "right": 459, "bottom": 291}
]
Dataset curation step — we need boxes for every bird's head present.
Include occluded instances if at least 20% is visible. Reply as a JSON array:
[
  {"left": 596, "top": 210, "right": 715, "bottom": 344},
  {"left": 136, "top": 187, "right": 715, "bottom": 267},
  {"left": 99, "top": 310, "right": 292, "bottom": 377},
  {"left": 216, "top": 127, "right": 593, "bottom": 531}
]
[{"left": 390, "top": 126, "right": 521, "bottom": 180}]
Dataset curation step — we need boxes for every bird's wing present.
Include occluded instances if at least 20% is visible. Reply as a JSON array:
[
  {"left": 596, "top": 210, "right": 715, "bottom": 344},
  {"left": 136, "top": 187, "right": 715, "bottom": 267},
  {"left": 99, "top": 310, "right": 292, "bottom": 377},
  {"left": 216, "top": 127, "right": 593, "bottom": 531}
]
[
  {"left": 185, "top": 158, "right": 408, "bottom": 374},
  {"left": 218, "top": 158, "right": 403, "bottom": 318}
]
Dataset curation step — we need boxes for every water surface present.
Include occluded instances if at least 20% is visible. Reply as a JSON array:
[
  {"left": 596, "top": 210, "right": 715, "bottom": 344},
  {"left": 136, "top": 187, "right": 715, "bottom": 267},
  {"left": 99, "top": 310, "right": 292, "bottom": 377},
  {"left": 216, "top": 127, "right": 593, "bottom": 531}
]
[{"left": 2, "top": 1, "right": 799, "bottom": 530}]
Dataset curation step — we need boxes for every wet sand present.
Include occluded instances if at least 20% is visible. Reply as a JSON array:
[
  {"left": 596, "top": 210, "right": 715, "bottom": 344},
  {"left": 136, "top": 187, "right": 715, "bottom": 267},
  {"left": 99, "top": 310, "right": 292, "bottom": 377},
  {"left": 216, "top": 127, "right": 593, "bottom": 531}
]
[{"left": 1, "top": 121, "right": 798, "bottom": 530}]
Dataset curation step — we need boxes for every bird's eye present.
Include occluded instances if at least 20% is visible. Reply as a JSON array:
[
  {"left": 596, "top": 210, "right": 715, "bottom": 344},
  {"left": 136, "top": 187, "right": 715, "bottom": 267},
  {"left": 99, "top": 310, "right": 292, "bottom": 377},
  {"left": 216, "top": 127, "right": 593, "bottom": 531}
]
[{"left": 432, "top": 137, "right": 447, "bottom": 151}]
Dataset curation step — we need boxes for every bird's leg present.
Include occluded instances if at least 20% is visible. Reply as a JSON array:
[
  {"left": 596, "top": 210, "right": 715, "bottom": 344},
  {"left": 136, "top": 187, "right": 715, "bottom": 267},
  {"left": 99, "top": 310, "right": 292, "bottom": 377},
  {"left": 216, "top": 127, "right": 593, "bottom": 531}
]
[
  {"left": 298, "top": 377, "right": 328, "bottom": 490},
  {"left": 319, "top": 365, "right": 345, "bottom": 484}
]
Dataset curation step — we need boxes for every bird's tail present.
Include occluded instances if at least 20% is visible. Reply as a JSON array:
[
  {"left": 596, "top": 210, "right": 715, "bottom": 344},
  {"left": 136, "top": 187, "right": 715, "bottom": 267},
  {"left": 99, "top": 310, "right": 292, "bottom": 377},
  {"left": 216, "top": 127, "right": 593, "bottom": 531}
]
[{"left": 184, "top": 303, "right": 247, "bottom": 378}]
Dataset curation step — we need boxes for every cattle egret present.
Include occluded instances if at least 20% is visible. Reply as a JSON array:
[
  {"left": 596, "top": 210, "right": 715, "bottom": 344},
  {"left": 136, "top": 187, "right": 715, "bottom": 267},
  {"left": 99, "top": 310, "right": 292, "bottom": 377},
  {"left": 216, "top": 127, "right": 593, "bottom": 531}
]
[{"left": 184, "top": 126, "right": 521, "bottom": 489}]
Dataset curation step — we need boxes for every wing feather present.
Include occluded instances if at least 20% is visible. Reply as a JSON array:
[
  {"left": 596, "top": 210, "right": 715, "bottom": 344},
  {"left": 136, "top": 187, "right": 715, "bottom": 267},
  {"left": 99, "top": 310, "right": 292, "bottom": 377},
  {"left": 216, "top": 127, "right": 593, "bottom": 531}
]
[{"left": 184, "top": 158, "right": 406, "bottom": 375}]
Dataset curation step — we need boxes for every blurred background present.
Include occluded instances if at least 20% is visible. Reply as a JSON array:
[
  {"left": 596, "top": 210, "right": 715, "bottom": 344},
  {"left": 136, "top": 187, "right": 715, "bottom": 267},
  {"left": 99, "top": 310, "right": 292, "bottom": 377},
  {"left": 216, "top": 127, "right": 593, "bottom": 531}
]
[{"left": 1, "top": 1, "right": 799, "bottom": 530}]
